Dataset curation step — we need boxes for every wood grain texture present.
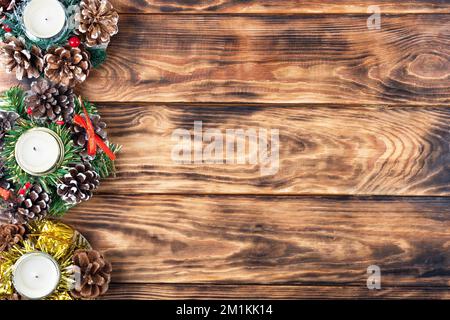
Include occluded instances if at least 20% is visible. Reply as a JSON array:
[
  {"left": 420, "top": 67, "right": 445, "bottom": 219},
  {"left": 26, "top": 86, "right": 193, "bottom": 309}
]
[
  {"left": 104, "top": 283, "right": 450, "bottom": 299},
  {"left": 2, "top": 15, "right": 449, "bottom": 104},
  {"left": 110, "top": 0, "right": 450, "bottom": 14},
  {"left": 96, "top": 103, "right": 450, "bottom": 196},
  {"left": 53, "top": 14, "right": 450, "bottom": 105},
  {"left": 62, "top": 195, "right": 450, "bottom": 287}
]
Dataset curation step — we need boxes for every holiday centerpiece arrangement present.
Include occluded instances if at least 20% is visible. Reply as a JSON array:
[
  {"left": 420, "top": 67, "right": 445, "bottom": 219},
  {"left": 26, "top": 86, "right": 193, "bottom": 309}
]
[
  {"left": 0, "top": 219, "right": 112, "bottom": 299},
  {"left": 0, "top": 0, "right": 119, "bottom": 86},
  {"left": 0, "top": 82, "right": 120, "bottom": 223},
  {"left": 0, "top": 0, "right": 120, "bottom": 301}
]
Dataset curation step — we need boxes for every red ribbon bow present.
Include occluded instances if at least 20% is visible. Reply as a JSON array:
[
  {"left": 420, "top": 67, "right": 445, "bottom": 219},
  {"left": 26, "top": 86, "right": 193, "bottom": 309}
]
[{"left": 73, "top": 97, "right": 116, "bottom": 161}]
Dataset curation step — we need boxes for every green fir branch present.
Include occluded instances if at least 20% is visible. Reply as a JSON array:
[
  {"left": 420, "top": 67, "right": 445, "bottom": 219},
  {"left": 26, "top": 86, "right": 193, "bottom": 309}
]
[
  {"left": 90, "top": 142, "right": 121, "bottom": 178},
  {"left": 86, "top": 47, "right": 107, "bottom": 68},
  {"left": 48, "top": 195, "right": 74, "bottom": 217},
  {"left": 74, "top": 97, "right": 98, "bottom": 115},
  {"left": 0, "top": 86, "right": 27, "bottom": 117}
]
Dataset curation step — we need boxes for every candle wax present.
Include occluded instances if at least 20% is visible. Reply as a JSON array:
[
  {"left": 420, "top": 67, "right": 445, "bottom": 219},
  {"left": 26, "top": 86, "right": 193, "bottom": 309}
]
[
  {"left": 23, "top": 0, "right": 66, "bottom": 39},
  {"left": 13, "top": 252, "right": 60, "bottom": 299},
  {"left": 15, "top": 128, "right": 62, "bottom": 175}
]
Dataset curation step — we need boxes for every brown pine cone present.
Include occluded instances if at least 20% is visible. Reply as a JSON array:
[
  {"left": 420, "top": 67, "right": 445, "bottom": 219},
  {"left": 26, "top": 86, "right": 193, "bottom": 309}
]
[
  {"left": 0, "top": 110, "right": 17, "bottom": 144},
  {"left": 0, "top": 36, "right": 44, "bottom": 80},
  {"left": 0, "top": 159, "right": 12, "bottom": 190},
  {"left": 0, "top": 223, "right": 26, "bottom": 252},
  {"left": 25, "top": 79, "right": 75, "bottom": 122},
  {"left": 71, "top": 114, "right": 107, "bottom": 157},
  {"left": 2, "top": 184, "right": 50, "bottom": 224},
  {"left": 0, "top": 0, "right": 17, "bottom": 10},
  {"left": 44, "top": 45, "right": 91, "bottom": 87},
  {"left": 2, "top": 293, "right": 21, "bottom": 300},
  {"left": 71, "top": 249, "right": 112, "bottom": 299},
  {"left": 57, "top": 162, "right": 100, "bottom": 204},
  {"left": 77, "top": 0, "right": 119, "bottom": 47}
]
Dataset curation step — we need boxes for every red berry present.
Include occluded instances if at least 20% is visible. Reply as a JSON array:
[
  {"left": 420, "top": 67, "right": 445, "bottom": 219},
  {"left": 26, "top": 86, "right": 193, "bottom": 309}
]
[
  {"left": 56, "top": 120, "right": 65, "bottom": 125},
  {"left": 2, "top": 25, "right": 11, "bottom": 32},
  {"left": 25, "top": 182, "right": 31, "bottom": 189},
  {"left": 68, "top": 36, "right": 81, "bottom": 47},
  {"left": 27, "top": 107, "right": 33, "bottom": 115},
  {"left": 18, "top": 189, "right": 25, "bottom": 195}
]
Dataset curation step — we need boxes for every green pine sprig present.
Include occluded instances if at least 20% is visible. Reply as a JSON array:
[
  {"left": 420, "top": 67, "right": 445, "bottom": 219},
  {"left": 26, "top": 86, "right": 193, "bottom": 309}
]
[
  {"left": 0, "top": 86, "right": 27, "bottom": 117},
  {"left": 90, "top": 142, "right": 121, "bottom": 178},
  {"left": 74, "top": 97, "right": 98, "bottom": 115},
  {"left": 48, "top": 196, "right": 74, "bottom": 217},
  {"left": 86, "top": 47, "right": 107, "bottom": 68}
]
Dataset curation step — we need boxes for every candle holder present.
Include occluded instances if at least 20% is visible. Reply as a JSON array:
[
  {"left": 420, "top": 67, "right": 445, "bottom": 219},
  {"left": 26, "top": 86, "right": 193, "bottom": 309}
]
[
  {"left": 21, "top": 0, "right": 69, "bottom": 43},
  {"left": 14, "top": 127, "right": 65, "bottom": 176},
  {"left": 0, "top": 219, "right": 111, "bottom": 300},
  {"left": 0, "top": 0, "right": 119, "bottom": 86},
  {"left": 12, "top": 252, "right": 61, "bottom": 300},
  {"left": 0, "top": 85, "right": 121, "bottom": 223}
]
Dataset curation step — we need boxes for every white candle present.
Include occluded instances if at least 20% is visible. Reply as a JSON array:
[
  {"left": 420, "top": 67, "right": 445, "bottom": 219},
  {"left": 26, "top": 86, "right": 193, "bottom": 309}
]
[
  {"left": 23, "top": 0, "right": 67, "bottom": 39},
  {"left": 13, "top": 252, "right": 61, "bottom": 299},
  {"left": 15, "top": 128, "right": 64, "bottom": 175}
]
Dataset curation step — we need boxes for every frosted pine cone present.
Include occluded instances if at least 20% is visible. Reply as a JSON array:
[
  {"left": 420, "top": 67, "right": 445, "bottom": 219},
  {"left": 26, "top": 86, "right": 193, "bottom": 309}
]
[
  {"left": 57, "top": 162, "right": 100, "bottom": 204},
  {"left": 77, "top": 0, "right": 119, "bottom": 47},
  {"left": 0, "top": 36, "right": 44, "bottom": 80},
  {"left": 44, "top": 45, "right": 91, "bottom": 87},
  {"left": 25, "top": 79, "right": 75, "bottom": 122},
  {"left": 0, "top": 110, "right": 17, "bottom": 145},
  {"left": 2, "top": 184, "right": 50, "bottom": 224}
]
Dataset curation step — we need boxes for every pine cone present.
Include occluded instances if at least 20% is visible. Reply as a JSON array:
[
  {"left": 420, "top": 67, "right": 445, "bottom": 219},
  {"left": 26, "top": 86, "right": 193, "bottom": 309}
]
[
  {"left": 44, "top": 45, "right": 91, "bottom": 87},
  {"left": 0, "top": 110, "right": 17, "bottom": 145},
  {"left": 0, "top": 36, "right": 44, "bottom": 80},
  {"left": 57, "top": 162, "right": 100, "bottom": 204},
  {"left": 2, "top": 293, "right": 21, "bottom": 300},
  {"left": 71, "top": 114, "right": 107, "bottom": 157},
  {"left": 0, "top": 0, "right": 17, "bottom": 10},
  {"left": 77, "top": 0, "right": 119, "bottom": 47},
  {"left": 25, "top": 79, "right": 75, "bottom": 122},
  {"left": 0, "top": 159, "right": 12, "bottom": 190},
  {"left": 0, "top": 223, "right": 26, "bottom": 252},
  {"left": 2, "top": 184, "right": 50, "bottom": 224},
  {"left": 71, "top": 249, "right": 112, "bottom": 299}
]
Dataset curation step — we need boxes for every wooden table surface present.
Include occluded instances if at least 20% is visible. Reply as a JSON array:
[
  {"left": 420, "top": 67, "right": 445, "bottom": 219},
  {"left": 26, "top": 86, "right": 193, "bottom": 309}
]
[{"left": 1, "top": 0, "right": 449, "bottom": 299}]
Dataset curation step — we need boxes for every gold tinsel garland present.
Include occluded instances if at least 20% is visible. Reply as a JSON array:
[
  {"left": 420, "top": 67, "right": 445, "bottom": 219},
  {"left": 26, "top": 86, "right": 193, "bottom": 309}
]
[{"left": 0, "top": 220, "right": 90, "bottom": 300}]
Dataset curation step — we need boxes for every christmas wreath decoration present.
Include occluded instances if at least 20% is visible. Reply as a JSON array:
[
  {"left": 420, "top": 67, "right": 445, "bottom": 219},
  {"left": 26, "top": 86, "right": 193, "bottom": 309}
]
[
  {"left": 0, "top": 219, "right": 112, "bottom": 300},
  {"left": 0, "top": 0, "right": 119, "bottom": 86},
  {"left": 0, "top": 82, "right": 120, "bottom": 223}
]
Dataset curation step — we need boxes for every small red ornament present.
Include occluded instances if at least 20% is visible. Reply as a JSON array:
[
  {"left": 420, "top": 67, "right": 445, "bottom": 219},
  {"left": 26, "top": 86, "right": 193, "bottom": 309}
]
[
  {"left": 25, "top": 182, "right": 32, "bottom": 189},
  {"left": 68, "top": 36, "right": 81, "bottom": 47},
  {"left": 18, "top": 189, "right": 25, "bottom": 196},
  {"left": 2, "top": 25, "right": 11, "bottom": 33},
  {"left": 56, "top": 120, "right": 65, "bottom": 125},
  {"left": 26, "top": 107, "right": 33, "bottom": 115}
]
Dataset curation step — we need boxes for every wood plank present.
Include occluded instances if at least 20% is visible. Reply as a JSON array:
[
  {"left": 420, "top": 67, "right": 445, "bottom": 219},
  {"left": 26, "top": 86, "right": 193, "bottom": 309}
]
[
  {"left": 96, "top": 103, "right": 450, "bottom": 196},
  {"left": 52, "top": 14, "right": 450, "bottom": 105},
  {"left": 104, "top": 283, "right": 450, "bottom": 299},
  {"left": 2, "top": 15, "right": 448, "bottom": 104},
  {"left": 62, "top": 195, "right": 450, "bottom": 287},
  {"left": 110, "top": 0, "right": 450, "bottom": 14}
]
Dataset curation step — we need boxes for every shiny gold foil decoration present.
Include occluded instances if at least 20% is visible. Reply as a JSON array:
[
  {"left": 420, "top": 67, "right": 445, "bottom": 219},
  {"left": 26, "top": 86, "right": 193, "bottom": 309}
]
[{"left": 0, "top": 219, "right": 91, "bottom": 300}]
